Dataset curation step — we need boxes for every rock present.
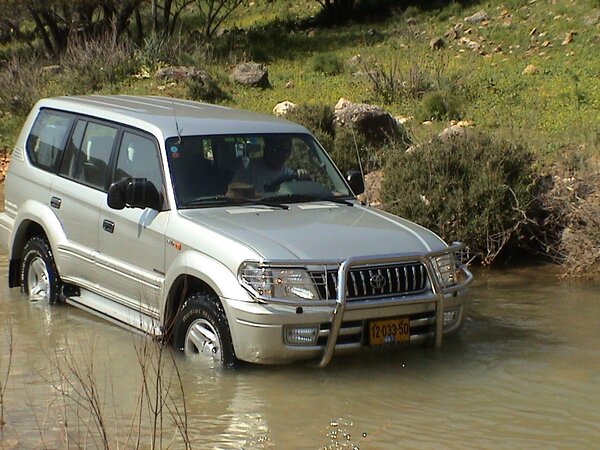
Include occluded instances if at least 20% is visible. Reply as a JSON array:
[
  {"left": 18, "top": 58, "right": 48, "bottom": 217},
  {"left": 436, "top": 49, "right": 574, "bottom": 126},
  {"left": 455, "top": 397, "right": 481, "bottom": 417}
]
[
  {"left": 430, "top": 37, "right": 445, "bottom": 50},
  {"left": 522, "top": 64, "right": 539, "bottom": 75},
  {"left": 562, "top": 31, "right": 575, "bottom": 46},
  {"left": 460, "top": 37, "right": 481, "bottom": 51},
  {"left": 395, "top": 115, "right": 413, "bottom": 125},
  {"left": 285, "top": 81, "right": 294, "bottom": 89},
  {"left": 156, "top": 66, "right": 209, "bottom": 82},
  {"left": 584, "top": 11, "right": 600, "bottom": 26},
  {"left": 272, "top": 101, "right": 296, "bottom": 117},
  {"left": 231, "top": 62, "right": 270, "bottom": 88},
  {"left": 465, "top": 10, "right": 488, "bottom": 24},
  {"left": 41, "top": 65, "right": 61, "bottom": 74},
  {"left": 439, "top": 123, "right": 470, "bottom": 142},
  {"left": 406, "top": 17, "right": 417, "bottom": 26},
  {"left": 445, "top": 28, "right": 458, "bottom": 40},
  {"left": 466, "top": 40, "right": 481, "bottom": 51},
  {"left": 334, "top": 98, "right": 408, "bottom": 145}
]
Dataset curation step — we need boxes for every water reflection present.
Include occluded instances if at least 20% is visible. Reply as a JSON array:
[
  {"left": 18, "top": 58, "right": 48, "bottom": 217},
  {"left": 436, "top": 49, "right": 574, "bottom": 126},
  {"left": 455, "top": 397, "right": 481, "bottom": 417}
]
[{"left": 1, "top": 260, "right": 600, "bottom": 448}]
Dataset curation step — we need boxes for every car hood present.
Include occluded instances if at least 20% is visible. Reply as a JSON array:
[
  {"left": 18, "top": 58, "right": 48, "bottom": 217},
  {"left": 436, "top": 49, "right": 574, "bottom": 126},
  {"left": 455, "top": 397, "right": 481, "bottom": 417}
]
[{"left": 179, "top": 202, "right": 447, "bottom": 262}]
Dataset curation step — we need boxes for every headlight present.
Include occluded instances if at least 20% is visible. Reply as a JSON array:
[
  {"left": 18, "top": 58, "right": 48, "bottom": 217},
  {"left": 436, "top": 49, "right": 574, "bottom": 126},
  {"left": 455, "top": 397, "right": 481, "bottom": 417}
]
[
  {"left": 431, "top": 252, "right": 460, "bottom": 288},
  {"left": 240, "top": 263, "right": 320, "bottom": 301}
]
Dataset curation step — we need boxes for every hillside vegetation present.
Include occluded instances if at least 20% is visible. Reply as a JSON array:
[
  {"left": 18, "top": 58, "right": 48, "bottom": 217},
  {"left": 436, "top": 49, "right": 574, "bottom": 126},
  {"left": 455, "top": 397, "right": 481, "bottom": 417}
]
[{"left": 0, "top": 0, "right": 598, "bottom": 275}]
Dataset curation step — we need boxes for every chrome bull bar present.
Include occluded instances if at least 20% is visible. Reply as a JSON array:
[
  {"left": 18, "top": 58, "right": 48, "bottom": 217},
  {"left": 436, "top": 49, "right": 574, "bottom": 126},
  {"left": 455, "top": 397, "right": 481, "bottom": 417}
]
[{"left": 316, "top": 243, "right": 473, "bottom": 367}]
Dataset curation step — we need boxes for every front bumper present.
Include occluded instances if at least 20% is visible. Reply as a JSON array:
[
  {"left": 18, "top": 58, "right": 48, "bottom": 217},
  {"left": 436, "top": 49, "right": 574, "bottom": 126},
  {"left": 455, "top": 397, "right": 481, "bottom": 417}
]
[{"left": 224, "top": 244, "right": 473, "bottom": 366}]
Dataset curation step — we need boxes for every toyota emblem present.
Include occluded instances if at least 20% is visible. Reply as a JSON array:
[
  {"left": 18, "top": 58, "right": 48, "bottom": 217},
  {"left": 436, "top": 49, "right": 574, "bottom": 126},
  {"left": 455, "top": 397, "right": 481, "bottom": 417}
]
[{"left": 369, "top": 273, "right": 387, "bottom": 290}]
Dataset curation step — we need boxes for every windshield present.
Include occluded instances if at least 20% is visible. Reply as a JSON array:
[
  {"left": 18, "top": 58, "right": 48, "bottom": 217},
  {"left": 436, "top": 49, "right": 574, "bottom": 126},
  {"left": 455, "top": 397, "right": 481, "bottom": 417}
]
[{"left": 165, "top": 133, "right": 353, "bottom": 208}]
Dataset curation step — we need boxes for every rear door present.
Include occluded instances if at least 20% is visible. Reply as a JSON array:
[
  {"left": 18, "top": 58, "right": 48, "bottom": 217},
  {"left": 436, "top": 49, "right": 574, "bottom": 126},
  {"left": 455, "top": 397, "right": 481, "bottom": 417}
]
[{"left": 51, "top": 118, "right": 118, "bottom": 285}]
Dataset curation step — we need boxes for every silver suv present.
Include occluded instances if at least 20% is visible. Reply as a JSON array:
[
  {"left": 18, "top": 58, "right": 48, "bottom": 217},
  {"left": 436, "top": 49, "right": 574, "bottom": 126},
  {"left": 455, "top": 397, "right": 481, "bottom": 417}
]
[{"left": 0, "top": 95, "right": 472, "bottom": 367}]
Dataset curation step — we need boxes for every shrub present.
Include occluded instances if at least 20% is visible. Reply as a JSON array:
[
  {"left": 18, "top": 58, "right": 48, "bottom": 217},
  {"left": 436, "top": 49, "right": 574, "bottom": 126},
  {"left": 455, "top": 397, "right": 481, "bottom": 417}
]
[
  {"left": 285, "top": 103, "right": 336, "bottom": 137},
  {"left": 61, "top": 34, "right": 138, "bottom": 92},
  {"left": 537, "top": 157, "right": 600, "bottom": 278},
  {"left": 363, "top": 59, "right": 437, "bottom": 104},
  {"left": 186, "top": 77, "right": 229, "bottom": 103},
  {"left": 311, "top": 53, "right": 345, "bottom": 75},
  {"left": 135, "top": 34, "right": 182, "bottom": 68},
  {"left": 0, "top": 57, "right": 43, "bottom": 116},
  {"left": 380, "top": 130, "right": 537, "bottom": 264},
  {"left": 417, "top": 91, "right": 462, "bottom": 121}
]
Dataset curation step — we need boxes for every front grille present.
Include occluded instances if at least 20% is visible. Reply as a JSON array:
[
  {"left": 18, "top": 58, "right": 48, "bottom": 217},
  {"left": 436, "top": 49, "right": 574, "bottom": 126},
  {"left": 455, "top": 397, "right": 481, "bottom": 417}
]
[{"left": 311, "top": 262, "right": 428, "bottom": 301}]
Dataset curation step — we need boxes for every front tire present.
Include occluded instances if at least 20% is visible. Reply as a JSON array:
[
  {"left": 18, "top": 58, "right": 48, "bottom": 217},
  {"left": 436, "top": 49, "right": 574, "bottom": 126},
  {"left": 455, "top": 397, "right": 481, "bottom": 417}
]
[
  {"left": 21, "top": 236, "right": 61, "bottom": 304},
  {"left": 172, "top": 293, "right": 236, "bottom": 368}
]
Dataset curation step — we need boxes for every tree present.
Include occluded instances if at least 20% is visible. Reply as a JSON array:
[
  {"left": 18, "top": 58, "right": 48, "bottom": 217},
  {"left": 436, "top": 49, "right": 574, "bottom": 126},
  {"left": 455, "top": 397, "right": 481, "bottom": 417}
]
[
  {"left": 313, "top": 0, "right": 356, "bottom": 24},
  {"left": 1, "top": 0, "right": 142, "bottom": 56},
  {"left": 195, "top": 0, "right": 247, "bottom": 41}
]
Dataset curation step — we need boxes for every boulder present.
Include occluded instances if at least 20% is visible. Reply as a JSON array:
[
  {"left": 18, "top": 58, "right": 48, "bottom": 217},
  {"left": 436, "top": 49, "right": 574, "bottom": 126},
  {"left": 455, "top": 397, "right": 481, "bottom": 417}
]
[
  {"left": 231, "top": 62, "right": 270, "bottom": 88},
  {"left": 465, "top": 10, "right": 488, "bottom": 24},
  {"left": 272, "top": 101, "right": 296, "bottom": 117},
  {"left": 439, "top": 124, "right": 469, "bottom": 142},
  {"left": 334, "top": 98, "right": 408, "bottom": 145}
]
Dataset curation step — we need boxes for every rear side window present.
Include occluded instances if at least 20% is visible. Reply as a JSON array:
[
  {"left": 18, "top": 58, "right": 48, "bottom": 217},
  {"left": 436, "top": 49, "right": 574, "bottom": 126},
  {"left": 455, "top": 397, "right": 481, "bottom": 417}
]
[
  {"left": 26, "top": 110, "right": 73, "bottom": 172},
  {"left": 58, "top": 119, "right": 118, "bottom": 190}
]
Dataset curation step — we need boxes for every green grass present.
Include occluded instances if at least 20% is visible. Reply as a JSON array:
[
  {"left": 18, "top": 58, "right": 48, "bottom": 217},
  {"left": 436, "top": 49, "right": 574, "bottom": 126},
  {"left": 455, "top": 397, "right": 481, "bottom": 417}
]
[{"left": 1, "top": 0, "right": 599, "bottom": 161}]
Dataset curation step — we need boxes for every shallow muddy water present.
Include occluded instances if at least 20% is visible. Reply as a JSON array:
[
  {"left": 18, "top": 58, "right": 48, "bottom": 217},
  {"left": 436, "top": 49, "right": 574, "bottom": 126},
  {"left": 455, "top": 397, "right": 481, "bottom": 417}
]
[{"left": 1, "top": 255, "right": 599, "bottom": 449}]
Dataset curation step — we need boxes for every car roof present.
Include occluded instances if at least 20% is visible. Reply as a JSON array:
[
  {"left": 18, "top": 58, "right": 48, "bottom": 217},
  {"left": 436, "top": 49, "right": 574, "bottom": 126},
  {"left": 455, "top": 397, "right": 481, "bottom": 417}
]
[{"left": 39, "top": 95, "right": 308, "bottom": 139}]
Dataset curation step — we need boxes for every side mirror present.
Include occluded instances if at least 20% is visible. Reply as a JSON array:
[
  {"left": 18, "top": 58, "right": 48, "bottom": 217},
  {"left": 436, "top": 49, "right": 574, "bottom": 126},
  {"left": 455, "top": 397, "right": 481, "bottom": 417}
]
[
  {"left": 107, "top": 178, "right": 162, "bottom": 211},
  {"left": 346, "top": 170, "right": 365, "bottom": 196}
]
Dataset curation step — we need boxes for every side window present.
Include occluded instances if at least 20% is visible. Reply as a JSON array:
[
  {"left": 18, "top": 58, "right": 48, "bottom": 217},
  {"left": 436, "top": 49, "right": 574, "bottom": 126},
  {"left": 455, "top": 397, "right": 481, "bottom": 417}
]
[
  {"left": 72, "top": 123, "right": 118, "bottom": 190},
  {"left": 59, "top": 120, "right": 86, "bottom": 178},
  {"left": 115, "top": 132, "right": 164, "bottom": 197},
  {"left": 26, "top": 110, "right": 73, "bottom": 172}
]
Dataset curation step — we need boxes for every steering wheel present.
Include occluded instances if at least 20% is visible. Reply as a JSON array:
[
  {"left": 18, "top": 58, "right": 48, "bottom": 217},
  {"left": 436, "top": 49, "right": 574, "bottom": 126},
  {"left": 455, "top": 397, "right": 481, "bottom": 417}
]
[{"left": 264, "top": 173, "right": 299, "bottom": 192}]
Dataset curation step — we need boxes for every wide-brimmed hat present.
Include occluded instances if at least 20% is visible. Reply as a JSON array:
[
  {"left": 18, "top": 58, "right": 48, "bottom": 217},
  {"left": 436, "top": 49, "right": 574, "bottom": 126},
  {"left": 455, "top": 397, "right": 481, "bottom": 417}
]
[{"left": 226, "top": 182, "right": 262, "bottom": 200}]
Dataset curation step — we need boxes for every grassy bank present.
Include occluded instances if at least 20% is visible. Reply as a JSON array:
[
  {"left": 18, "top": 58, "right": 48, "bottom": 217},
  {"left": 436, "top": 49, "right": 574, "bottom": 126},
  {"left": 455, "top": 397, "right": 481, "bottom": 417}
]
[{"left": 0, "top": 0, "right": 598, "bottom": 275}]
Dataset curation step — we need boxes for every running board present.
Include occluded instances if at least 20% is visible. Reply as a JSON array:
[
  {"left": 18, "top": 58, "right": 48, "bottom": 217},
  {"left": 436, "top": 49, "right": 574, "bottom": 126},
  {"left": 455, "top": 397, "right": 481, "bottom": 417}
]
[{"left": 65, "top": 289, "right": 162, "bottom": 337}]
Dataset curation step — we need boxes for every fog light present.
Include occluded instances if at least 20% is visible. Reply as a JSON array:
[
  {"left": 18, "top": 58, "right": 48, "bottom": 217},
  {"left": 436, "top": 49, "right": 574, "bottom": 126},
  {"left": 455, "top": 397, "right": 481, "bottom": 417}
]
[
  {"left": 285, "top": 326, "right": 319, "bottom": 346},
  {"left": 443, "top": 309, "right": 459, "bottom": 327}
]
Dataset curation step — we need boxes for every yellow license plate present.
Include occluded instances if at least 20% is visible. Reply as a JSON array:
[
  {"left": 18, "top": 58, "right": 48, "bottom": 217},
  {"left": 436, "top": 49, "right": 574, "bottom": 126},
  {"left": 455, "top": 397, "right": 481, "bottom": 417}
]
[{"left": 368, "top": 318, "right": 410, "bottom": 346}]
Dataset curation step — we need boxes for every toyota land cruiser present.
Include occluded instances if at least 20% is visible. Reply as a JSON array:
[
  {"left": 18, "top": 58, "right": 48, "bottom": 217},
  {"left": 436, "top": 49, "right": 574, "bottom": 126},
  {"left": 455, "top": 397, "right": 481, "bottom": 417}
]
[{"left": 0, "top": 95, "right": 472, "bottom": 367}]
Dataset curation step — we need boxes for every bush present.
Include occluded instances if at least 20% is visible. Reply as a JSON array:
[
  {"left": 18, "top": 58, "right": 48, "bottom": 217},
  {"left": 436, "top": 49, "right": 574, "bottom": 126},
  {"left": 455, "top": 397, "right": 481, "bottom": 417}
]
[
  {"left": 0, "top": 57, "right": 44, "bottom": 116},
  {"left": 418, "top": 91, "right": 462, "bottom": 121},
  {"left": 331, "top": 127, "right": 371, "bottom": 174},
  {"left": 311, "top": 53, "right": 345, "bottom": 75},
  {"left": 61, "top": 34, "right": 139, "bottom": 92},
  {"left": 186, "top": 77, "right": 229, "bottom": 103},
  {"left": 135, "top": 35, "right": 182, "bottom": 68},
  {"left": 380, "top": 130, "right": 537, "bottom": 264},
  {"left": 285, "top": 103, "right": 336, "bottom": 137}
]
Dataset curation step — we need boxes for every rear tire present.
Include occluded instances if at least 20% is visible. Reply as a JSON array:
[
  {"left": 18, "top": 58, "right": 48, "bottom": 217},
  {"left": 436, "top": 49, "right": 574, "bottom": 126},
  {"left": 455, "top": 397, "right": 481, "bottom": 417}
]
[
  {"left": 172, "top": 292, "right": 236, "bottom": 368},
  {"left": 20, "top": 236, "right": 62, "bottom": 304}
]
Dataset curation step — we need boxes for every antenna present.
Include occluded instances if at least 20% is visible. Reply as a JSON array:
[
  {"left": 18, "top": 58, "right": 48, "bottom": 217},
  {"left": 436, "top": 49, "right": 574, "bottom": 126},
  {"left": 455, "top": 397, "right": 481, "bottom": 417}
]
[
  {"left": 171, "top": 98, "right": 182, "bottom": 143},
  {"left": 351, "top": 127, "right": 369, "bottom": 205}
]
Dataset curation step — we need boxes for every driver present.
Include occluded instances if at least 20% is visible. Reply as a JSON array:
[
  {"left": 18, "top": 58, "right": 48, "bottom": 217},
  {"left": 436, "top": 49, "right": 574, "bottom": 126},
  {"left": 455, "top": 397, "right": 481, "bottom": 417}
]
[{"left": 231, "top": 136, "right": 295, "bottom": 193}]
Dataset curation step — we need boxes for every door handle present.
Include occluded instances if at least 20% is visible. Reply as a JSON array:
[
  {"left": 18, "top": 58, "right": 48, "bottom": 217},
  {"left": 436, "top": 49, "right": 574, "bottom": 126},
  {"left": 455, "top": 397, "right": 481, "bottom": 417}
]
[
  {"left": 50, "top": 196, "right": 62, "bottom": 209},
  {"left": 102, "top": 219, "right": 115, "bottom": 234}
]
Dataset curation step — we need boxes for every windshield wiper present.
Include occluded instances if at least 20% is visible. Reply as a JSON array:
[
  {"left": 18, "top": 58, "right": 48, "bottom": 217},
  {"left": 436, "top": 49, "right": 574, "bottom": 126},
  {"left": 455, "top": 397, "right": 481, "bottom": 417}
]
[
  {"left": 268, "top": 194, "right": 354, "bottom": 206},
  {"left": 184, "top": 196, "right": 289, "bottom": 210}
]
